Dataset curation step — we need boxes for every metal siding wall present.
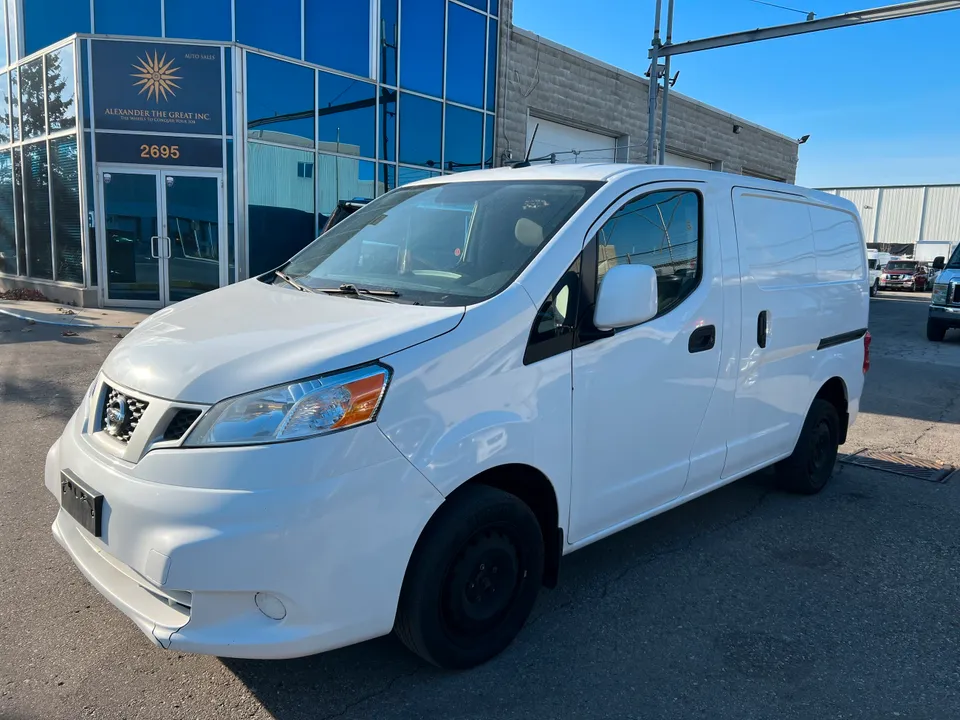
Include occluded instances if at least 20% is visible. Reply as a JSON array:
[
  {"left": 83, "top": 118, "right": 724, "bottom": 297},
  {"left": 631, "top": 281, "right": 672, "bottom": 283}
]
[
  {"left": 835, "top": 188, "right": 879, "bottom": 245},
  {"left": 875, "top": 187, "right": 924, "bottom": 247},
  {"left": 921, "top": 186, "right": 960, "bottom": 243},
  {"left": 247, "top": 143, "right": 314, "bottom": 213}
]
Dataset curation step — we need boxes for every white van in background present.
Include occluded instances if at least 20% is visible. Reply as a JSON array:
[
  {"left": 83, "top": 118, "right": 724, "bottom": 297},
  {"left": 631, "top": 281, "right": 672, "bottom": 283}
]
[{"left": 46, "top": 165, "right": 870, "bottom": 670}]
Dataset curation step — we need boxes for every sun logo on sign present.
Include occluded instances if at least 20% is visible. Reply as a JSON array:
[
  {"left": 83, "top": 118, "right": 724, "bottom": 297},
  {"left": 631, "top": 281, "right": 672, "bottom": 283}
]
[{"left": 131, "top": 51, "right": 182, "bottom": 103}]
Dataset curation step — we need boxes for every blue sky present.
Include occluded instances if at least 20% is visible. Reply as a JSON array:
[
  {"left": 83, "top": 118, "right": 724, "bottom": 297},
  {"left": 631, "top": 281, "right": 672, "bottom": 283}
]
[{"left": 512, "top": 0, "right": 960, "bottom": 188}]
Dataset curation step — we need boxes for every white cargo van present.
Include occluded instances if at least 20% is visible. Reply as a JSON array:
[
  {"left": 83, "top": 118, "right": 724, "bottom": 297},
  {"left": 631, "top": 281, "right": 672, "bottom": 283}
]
[{"left": 47, "top": 165, "right": 870, "bottom": 669}]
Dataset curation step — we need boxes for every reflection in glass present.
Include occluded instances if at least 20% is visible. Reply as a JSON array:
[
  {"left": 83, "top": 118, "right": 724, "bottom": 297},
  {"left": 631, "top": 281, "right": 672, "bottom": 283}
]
[
  {"left": 46, "top": 45, "right": 76, "bottom": 133},
  {"left": 227, "top": 139, "right": 235, "bottom": 282},
  {"left": 225, "top": 51, "right": 233, "bottom": 136},
  {"left": 317, "top": 73, "right": 375, "bottom": 158},
  {"left": 487, "top": 20, "right": 498, "bottom": 111},
  {"left": 246, "top": 54, "right": 315, "bottom": 146},
  {"left": 398, "top": 93, "right": 441, "bottom": 168},
  {"left": 379, "top": 163, "right": 396, "bottom": 194},
  {"left": 491, "top": 0, "right": 499, "bottom": 16},
  {"left": 95, "top": 0, "right": 162, "bottom": 37},
  {"left": 400, "top": 0, "right": 444, "bottom": 97},
  {"left": 444, "top": 105, "right": 483, "bottom": 172},
  {"left": 166, "top": 175, "right": 220, "bottom": 301},
  {"left": 446, "top": 4, "right": 485, "bottom": 108},
  {"left": 0, "top": 3, "right": 6, "bottom": 69},
  {"left": 6, "top": 0, "right": 18, "bottom": 62},
  {"left": 397, "top": 166, "right": 439, "bottom": 186},
  {"left": 81, "top": 40, "right": 91, "bottom": 129},
  {"left": 85, "top": 132, "right": 97, "bottom": 285},
  {"left": 317, "top": 155, "right": 377, "bottom": 223},
  {"left": 0, "top": 152, "right": 15, "bottom": 275},
  {"left": 50, "top": 136, "right": 82, "bottom": 283},
  {"left": 9, "top": 69, "right": 17, "bottom": 141},
  {"left": 379, "top": 88, "right": 396, "bottom": 162},
  {"left": 247, "top": 141, "right": 315, "bottom": 276},
  {"left": 485, "top": 113, "right": 495, "bottom": 168},
  {"left": 460, "top": 0, "right": 486, "bottom": 10},
  {"left": 20, "top": 59, "right": 45, "bottom": 139},
  {"left": 24, "top": 142, "right": 52, "bottom": 279},
  {"left": 380, "top": 0, "right": 398, "bottom": 86},
  {"left": 165, "top": 0, "right": 232, "bottom": 41},
  {"left": 23, "top": 0, "right": 90, "bottom": 56},
  {"left": 13, "top": 148, "right": 24, "bottom": 273},
  {"left": 103, "top": 172, "right": 160, "bottom": 301},
  {"left": 305, "top": 0, "right": 370, "bottom": 77},
  {"left": 0, "top": 74, "right": 9, "bottom": 146},
  {"left": 236, "top": 0, "right": 301, "bottom": 59}
]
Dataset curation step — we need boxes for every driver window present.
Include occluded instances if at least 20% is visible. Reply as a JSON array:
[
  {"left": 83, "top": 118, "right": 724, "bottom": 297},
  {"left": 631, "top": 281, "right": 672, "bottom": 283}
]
[{"left": 595, "top": 189, "right": 702, "bottom": 317}]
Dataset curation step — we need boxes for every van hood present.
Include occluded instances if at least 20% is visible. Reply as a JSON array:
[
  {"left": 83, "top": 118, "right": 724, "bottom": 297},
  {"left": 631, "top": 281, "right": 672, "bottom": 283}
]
[{"left": 102, "top": 280, "right": 464, "bottom": 404}]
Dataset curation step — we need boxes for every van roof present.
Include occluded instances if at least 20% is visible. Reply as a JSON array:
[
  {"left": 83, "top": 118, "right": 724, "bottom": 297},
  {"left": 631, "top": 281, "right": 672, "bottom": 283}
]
[{"left": 409, "top": 163, "right": 842, "bottom": 206}]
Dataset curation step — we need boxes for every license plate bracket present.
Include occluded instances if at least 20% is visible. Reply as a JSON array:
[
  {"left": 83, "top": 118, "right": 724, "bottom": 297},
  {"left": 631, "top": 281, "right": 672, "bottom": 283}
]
[{"left": 61, "top": 471, "right": 103, "bottom": 537}]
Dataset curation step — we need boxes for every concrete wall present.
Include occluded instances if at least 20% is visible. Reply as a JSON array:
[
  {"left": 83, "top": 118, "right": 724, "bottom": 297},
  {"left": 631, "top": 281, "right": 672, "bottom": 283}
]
[{"left": 496, "top": 21, "right": 799, "bottom": 183}]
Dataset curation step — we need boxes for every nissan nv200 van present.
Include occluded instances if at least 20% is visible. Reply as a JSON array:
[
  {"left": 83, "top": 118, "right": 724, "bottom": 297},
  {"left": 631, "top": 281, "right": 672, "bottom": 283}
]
[{"left": 47, "top": 164, "right": 870, "bottom": 669}]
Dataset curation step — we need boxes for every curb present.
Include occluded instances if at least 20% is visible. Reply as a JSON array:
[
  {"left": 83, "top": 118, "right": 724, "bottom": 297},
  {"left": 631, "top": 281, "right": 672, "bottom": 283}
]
[{"left": 0, "top": 306, "right": 139, "bottom": 330}]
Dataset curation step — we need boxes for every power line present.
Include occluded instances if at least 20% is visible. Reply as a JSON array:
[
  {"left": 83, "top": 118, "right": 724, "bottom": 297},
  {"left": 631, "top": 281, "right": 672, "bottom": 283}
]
[{"left": 743, "top": 0, "right": 815, "bottom": 18}]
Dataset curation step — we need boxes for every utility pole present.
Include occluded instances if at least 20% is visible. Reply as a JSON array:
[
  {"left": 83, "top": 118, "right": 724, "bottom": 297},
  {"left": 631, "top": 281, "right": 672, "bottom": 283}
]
[
  {"left": 657, "top": 0, "right": 675, "bottom": 165},
  {"left": 645, "top": 0, "right": 662, "bottom": 165}
]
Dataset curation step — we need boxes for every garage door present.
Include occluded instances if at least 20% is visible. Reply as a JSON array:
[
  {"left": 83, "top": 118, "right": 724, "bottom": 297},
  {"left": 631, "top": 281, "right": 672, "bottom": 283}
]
[
  {"left": 526, "top": 117, "right": 617, "bottom": 164},
  {"left": 664, "top": 151, "right": 712, "bottom": 170}
]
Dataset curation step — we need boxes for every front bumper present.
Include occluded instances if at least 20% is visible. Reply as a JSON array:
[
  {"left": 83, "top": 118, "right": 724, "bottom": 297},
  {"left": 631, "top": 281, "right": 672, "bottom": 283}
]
[
  {"left": 929, "top": 305, "right": 960, "bottom": 328},
  {"left": 878, "top": 278, "right": 917, "bottom": 289},
  {"left": 46, "top": 409, "right": 443, "bottom": 659}
]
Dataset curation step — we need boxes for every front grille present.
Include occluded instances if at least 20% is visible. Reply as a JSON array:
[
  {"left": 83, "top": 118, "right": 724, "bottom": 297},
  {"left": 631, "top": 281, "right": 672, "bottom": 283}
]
[
  {"left": 163, "top": 409, "right": 201, "bottom": 441},
  {"left": 101, "top": 386, "right": 148, "bottom": 443}
]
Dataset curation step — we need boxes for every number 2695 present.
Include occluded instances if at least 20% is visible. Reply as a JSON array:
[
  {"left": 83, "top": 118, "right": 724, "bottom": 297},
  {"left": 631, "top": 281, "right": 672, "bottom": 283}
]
[{"left": 140, "top": 144, "right": 180, "bottom": 159}]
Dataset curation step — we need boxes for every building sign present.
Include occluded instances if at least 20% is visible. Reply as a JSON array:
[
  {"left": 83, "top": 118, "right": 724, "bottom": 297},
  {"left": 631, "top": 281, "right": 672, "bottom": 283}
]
[
  {"left": 96, "top": 132, "right": 223, "bottom": 168},
  {"left": 92, "top": 41, "right": 223, "bottom": 134}
]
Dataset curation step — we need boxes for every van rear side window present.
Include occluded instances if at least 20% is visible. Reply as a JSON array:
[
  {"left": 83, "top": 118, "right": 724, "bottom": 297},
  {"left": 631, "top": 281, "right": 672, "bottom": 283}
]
[{"left": 594, "top": 190, "right": 702, "bottom": 317}]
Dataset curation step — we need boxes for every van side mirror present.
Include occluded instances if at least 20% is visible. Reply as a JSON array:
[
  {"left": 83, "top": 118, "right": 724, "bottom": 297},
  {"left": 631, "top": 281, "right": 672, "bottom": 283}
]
[
  {"left": 933, "top": 256, "right": 945, "bottom": 270},
  {"left": 594, "top": 264, "right": 659, "bottom": 331}
]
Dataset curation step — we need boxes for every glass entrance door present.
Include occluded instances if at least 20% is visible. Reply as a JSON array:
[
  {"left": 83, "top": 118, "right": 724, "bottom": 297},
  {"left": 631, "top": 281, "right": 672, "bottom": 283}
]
[
  {"left": 100, "top": 168, "right": 225, "bottom": 307},
  {"left": 163, "top": 173, "right": 222, "bottom": 302}
]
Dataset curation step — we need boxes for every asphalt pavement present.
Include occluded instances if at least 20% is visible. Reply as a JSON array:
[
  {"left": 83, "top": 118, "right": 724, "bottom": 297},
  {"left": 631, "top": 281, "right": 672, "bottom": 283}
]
[{"left": 2, "top": 292, "right": 960, "bottom": 720}]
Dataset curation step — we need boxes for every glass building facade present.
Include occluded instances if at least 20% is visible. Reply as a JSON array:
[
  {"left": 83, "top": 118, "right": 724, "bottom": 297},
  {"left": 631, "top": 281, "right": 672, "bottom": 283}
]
[{"left": 0, "top": 0, "right": 500, "bottom": 307}]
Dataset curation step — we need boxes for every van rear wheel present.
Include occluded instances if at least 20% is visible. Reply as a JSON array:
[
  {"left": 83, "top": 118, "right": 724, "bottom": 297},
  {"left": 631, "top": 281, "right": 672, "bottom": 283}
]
[
  {"left": 776, "top": 399, "right": 840, "bottom": 495},
  {"left": 870, "top": 279, "right": 879, "bottom": 297},
  {"left": 394, "top": 485, "right": 544, "bottom": 669}
]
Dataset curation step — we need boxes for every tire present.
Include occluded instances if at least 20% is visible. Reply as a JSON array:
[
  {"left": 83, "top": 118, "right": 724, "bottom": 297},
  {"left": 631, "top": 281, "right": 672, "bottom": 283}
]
[
  {"left": 927, "top": 319, "right": 947, "bottom": 342},
  {"left": 394, "top": 484, "right": 544, "bottom": 669},
  {"left": 776, "top": 399, "right": 840, "bottom": 495},
  {"left": 870, "top": 279, "right": 879, "bottom": 297}
]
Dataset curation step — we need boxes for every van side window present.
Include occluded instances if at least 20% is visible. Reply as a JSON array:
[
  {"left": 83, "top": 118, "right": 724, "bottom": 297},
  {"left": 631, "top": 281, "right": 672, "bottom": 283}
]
[
  {"left": 523, "top": 255, "right": 582, "bottom": 365},
  {"left": 595, "top": 190, "right": 702, "bottom": 317}
]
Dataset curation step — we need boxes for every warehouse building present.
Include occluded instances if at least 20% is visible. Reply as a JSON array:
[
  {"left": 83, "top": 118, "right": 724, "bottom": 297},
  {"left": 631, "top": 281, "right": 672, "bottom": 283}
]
[
  {"left": 820, "top": 184, "right": 960, "bottom": 257},
  {"left": 0, "top": 0, "right": 799, "bottom": 308}
]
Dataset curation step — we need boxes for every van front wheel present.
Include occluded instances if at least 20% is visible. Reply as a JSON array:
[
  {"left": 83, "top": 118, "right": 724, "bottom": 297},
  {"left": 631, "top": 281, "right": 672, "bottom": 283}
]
[
  {"left": 394, "top": 485, "right": 544, "bottom": 669},
  {"left": 927, "top": 319, "right": 947, "bottom": 342},
  {"left": 776, "top": 399, "right": 840, "bottom": 495}
]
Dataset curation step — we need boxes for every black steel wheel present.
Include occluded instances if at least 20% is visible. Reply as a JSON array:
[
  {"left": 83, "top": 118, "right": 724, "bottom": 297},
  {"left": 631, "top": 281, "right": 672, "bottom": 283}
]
[
  {"left": 395, "top": 484, "right": 544, "bottom": 669},
  {"left": 776, "top": 399, "right": 840, "bottom": 495}
]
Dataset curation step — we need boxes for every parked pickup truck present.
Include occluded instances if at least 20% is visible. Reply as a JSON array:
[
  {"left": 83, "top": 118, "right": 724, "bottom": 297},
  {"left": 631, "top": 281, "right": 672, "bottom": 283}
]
[
  {"left": 879, "top": 260, "right": 928, "bottom": 292},
  {"left": 928, "top": 249, "right": 960, "bottom": 341}
]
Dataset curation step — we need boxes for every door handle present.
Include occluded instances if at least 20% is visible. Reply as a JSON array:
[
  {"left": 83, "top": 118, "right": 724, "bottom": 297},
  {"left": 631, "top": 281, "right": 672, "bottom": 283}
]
[
  {"left": 150, "top": 236, "right": 160, "bottom": 259},
  {"left": 757, "top": 310, "right": 768, "bottom": 348},
  {"left": 688, "top": 324, "right": 716, "bottom": 353}
]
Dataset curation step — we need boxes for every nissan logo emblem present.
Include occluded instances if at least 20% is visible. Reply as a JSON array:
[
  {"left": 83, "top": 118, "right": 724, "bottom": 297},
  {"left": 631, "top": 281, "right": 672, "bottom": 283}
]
[{"left": 104, "top": 397, "right": 128, "bottom": 437}]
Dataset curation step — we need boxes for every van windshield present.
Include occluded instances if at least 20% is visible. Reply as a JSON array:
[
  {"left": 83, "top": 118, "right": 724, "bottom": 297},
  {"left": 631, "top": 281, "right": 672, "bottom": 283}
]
[
  {"left": 280, "top": 180, "right": 600, "bottom": 306},
  {"left": 947, "top": 244, "right": 960, "bottom": 269}
]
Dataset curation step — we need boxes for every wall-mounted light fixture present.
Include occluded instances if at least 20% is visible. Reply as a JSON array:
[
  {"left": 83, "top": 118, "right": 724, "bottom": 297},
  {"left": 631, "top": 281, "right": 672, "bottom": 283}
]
[
  {"left": 733, "top": 124, "right": 742, "bottom": 134},
  {"left": 798, "top": 134, "right": 811, "bottom": 144}
]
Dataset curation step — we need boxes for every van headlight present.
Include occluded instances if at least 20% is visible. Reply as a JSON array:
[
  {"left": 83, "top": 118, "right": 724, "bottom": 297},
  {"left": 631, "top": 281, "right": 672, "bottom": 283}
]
[
  {"left": 184, "top": 364, "right": 391, "bottom": 447},
  {"left": 932, "top": 283, "right": 949, "bottom": 305}
]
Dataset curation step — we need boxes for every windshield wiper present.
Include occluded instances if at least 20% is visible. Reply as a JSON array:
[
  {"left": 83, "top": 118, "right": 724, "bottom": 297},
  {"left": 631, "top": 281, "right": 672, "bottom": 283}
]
[
  {"left": 315, "top": 284, "right": 401, "bottom": 303},
  {"left": 275, "top": 270, "right": 316, "bottom": 293}
]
